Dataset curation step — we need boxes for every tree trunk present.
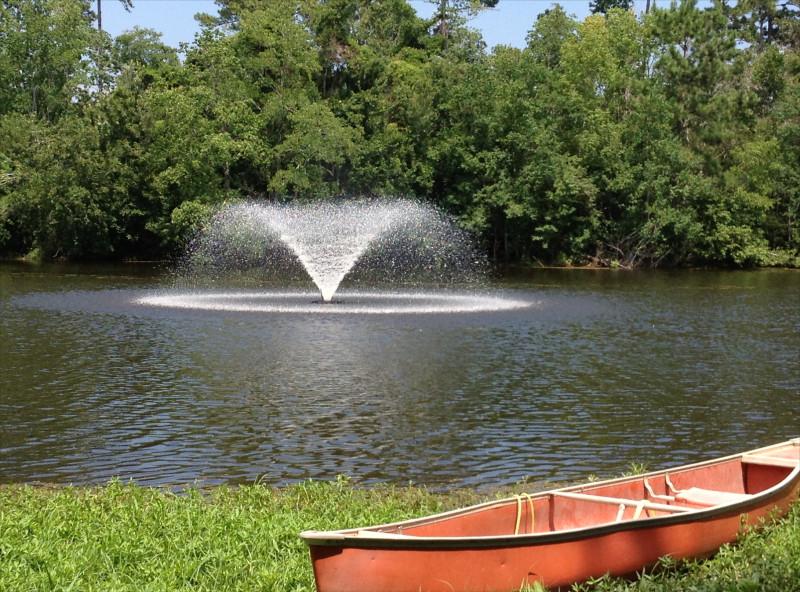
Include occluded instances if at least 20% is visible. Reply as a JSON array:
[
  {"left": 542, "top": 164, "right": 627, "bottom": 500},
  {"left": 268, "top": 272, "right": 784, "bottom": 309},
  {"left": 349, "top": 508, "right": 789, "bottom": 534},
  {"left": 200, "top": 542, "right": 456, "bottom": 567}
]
[{"left": 439, "top": 0, "right": 448, "bottom": 48}]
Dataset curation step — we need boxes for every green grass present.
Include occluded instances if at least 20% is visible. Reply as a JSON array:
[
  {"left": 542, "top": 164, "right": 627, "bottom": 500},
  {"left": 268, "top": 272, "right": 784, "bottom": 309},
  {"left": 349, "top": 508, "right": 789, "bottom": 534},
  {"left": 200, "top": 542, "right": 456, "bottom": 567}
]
[
  {"left": 0, "top": 478, "right": 481, "bottom": 591},
  {"left": 0, "top": 480, "right": 797, "bottom": 591}
]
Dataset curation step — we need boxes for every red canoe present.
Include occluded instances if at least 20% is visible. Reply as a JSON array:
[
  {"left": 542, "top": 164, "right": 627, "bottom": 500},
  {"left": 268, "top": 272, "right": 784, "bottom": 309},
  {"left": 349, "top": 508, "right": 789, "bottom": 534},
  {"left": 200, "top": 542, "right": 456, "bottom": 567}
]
[{"left": 301, "top": 438, "right": 800, "bottom": 592}]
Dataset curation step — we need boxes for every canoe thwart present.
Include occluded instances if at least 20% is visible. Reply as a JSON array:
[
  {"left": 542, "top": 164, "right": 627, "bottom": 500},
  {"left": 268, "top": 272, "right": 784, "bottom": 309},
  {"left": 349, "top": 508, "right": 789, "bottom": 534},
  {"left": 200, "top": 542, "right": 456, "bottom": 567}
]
[{"left": 553, "top": 491, "right": 691, "bottom": 514}]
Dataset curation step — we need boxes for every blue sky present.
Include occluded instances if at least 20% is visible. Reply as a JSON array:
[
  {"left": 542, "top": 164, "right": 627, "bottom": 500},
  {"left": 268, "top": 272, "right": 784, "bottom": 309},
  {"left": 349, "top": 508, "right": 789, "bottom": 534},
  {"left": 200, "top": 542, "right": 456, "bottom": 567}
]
[{"left": 101, "top": 0, "right": 649, "bottom": 51}]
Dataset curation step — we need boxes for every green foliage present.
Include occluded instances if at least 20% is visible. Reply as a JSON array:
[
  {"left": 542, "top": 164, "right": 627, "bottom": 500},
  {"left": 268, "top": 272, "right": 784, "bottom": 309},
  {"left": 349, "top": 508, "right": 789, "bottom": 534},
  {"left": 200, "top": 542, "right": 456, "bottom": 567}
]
[
  {"left": 427, "top": 0, "right": 499, "bottom": 46},
  {"left": 169, "top": 200, "right": 214, "bottom": 249},
  {"left": 590, "top": 0, "right": 634, "bottom": 15},
  {"left": 0, "top": 112, "right": 124, "bottom": 258},
  {"left": 1, "top": 0, "right": 799, "bottom": 267},
  {"left": 526, "top": 6, "right": 577, "bottom": 68},
  {"left": 0, "top": 0, "right": 101, "bottom": 121},
  {"left": 0, "top": 480, "right": 464, "bottom": 591},
  {"left": 269, "top": 101, "right": 360, "bottom": 197}
]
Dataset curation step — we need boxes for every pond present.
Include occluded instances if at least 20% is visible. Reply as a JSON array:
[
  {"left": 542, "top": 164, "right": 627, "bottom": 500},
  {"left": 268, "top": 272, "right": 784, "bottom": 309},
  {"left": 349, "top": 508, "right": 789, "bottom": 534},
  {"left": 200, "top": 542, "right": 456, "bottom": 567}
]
[{"left": 1, "top": 262, "right": 798, "bottom": 489}]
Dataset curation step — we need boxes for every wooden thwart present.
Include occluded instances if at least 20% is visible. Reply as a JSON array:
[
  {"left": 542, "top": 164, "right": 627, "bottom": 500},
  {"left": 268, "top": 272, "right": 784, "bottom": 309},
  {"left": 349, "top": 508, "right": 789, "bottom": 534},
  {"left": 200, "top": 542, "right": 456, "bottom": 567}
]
[{"left": 553, "top": 491, "right": 691, "bottom": 514}]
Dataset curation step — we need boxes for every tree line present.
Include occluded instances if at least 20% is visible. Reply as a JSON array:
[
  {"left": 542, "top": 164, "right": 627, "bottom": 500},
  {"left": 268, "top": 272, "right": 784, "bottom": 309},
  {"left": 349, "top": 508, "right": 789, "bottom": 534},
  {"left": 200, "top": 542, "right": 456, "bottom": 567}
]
[{"left": 0, "top": 0, "right": 798, "bottom": 267}]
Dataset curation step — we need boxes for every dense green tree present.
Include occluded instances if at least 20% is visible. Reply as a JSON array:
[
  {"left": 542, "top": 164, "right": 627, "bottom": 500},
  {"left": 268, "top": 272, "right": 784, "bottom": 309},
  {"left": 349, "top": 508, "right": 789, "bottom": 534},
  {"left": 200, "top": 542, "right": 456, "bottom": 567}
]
[
  {"left": 1, "top": 0, "right": 799, "bottom": 267},
  {"left": 728, "top": 0, "right": 783, "bottom": 46},
  {"left": 429, "top": 0, "right": 498, "bottom": 44},
  {"left": 0, "top": 112, "right": 126, "bottom": 258},
  {"left": 759, "top": 60, "right": 800, "bottom": 259},
  {"left": 526, "top": 5, "right": 577, "bottom": 68},
  {"left": 112, "top": 27, "right": 178, "bottom": 71},
  {"left": 0, "top": 0, "right": 100, "bottom": 121}
]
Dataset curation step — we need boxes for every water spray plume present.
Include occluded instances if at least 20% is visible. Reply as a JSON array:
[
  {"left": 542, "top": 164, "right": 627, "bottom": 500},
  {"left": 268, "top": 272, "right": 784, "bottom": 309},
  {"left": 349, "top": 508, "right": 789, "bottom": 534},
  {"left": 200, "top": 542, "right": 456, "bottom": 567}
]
[{"left": 181, "top": 198, "right": 486, "bottom": 300}]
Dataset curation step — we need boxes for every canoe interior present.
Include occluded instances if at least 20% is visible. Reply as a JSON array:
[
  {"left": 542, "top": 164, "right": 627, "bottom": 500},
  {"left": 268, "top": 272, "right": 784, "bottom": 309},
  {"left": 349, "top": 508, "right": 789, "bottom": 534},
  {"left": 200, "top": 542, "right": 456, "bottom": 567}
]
[{"left": 360, "top": 440, "right": 799, "bottom": 538}]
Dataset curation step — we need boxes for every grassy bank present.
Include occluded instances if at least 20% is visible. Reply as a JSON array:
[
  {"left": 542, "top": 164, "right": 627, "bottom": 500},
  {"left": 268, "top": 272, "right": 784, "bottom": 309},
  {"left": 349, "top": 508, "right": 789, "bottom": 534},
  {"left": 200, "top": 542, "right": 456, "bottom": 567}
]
[{"left": 0, "top": 480, "right": 797, "bottom": 591}]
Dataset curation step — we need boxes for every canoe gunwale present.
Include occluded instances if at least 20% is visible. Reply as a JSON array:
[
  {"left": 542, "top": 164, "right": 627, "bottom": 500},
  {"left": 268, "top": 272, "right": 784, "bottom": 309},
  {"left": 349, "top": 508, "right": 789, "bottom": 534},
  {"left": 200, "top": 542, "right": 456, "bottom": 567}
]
[{"left": 300, "top": 439, "right": 800, "bottom": 550}]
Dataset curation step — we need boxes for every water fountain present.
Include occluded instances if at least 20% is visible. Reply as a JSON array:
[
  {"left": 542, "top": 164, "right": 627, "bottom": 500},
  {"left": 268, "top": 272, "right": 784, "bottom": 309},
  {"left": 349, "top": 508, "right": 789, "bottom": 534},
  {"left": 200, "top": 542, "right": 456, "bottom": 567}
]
[{"left": 137, "top": 198, "right": 531, "bottom": 314}]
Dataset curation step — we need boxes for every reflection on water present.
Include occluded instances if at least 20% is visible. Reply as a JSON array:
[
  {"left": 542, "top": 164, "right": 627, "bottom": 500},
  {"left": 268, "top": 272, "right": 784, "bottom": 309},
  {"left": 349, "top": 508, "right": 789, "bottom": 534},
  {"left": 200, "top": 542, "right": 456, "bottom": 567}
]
[{"left": 1, "top": 262, "right": 798, "bottom": 489}]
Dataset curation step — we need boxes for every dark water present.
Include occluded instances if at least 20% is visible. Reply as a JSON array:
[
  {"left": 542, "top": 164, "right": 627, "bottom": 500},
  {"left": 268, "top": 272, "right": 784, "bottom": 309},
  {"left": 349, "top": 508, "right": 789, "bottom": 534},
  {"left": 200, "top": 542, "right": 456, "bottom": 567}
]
[{"left": 1, "top": 262, "right": 798, "bottom": 489}]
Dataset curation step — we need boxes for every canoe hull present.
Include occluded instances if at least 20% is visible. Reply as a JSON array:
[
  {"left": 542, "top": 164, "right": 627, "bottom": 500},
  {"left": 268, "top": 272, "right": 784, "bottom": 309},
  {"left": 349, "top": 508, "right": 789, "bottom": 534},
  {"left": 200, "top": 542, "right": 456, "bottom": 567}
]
[
  {"left": 304, "top": 440, "right": 800, "bottom": 592},
  {"left": 311, "top": 488, "right": 798, "bottom": 592}
]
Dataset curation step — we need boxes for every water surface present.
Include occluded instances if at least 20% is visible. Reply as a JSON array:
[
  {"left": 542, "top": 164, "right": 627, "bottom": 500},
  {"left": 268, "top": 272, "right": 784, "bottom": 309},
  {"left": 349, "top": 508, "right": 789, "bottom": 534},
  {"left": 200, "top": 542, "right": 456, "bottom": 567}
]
[{"left": 1, "top": 262, "right": 798, "bottom": 489}]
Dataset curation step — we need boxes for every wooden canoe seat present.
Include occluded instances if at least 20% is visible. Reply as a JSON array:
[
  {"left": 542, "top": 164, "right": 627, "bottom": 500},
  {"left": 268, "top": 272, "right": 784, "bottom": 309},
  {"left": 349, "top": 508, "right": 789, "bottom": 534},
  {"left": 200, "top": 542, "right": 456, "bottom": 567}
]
[
  {"left": 741, "top": 454, "right": 799, "bottom": 468},
  {"left": 657, "top": 475, "right": 753, "bottom": 508},
  {"left": 674, "top": 487, "right": 752, "bottom": 507}
]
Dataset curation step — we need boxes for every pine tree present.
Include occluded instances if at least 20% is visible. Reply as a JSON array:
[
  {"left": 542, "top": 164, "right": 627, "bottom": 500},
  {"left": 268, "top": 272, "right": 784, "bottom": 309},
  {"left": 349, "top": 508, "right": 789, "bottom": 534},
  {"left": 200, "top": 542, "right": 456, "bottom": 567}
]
[{"left": 590, "top": 0, "right": 633, "bottom": 15}]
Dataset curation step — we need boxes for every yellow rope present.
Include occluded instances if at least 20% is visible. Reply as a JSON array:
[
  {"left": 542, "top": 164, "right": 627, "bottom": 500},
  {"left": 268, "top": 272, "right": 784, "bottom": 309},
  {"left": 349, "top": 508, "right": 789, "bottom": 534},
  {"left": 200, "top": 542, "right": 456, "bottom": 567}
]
[{"left": 513, "top": 494, "right": 536, "bottom": 535}]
